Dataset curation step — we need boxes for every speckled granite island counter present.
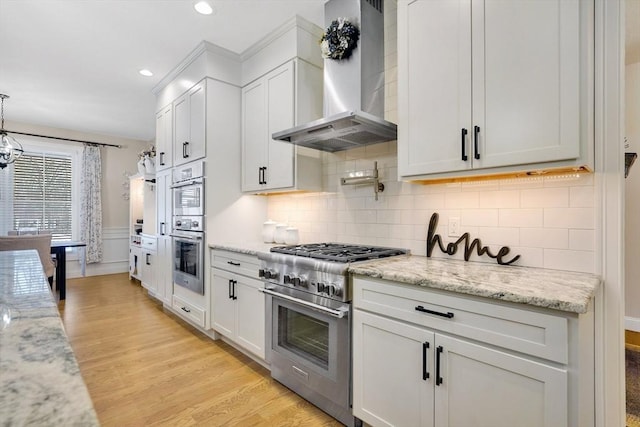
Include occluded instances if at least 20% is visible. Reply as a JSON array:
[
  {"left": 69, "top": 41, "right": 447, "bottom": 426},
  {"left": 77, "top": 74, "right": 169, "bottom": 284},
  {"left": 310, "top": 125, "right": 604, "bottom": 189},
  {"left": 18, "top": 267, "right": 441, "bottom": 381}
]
[
  {"left": 0, "top": 250, "right": 99, "bottom": 426},
  {"left": 348, "top": 255, "right": 601, "bottom": 314},
  {"left": 209, "top": 242, "right": 277, "bottom": 257}
]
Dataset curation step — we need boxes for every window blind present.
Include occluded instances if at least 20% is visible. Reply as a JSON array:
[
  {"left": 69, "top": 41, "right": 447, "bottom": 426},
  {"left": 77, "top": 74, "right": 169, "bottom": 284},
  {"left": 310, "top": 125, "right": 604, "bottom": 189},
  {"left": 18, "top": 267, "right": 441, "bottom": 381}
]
[{"left": 13, "top": 153, "right": 73, "bottom": 241}]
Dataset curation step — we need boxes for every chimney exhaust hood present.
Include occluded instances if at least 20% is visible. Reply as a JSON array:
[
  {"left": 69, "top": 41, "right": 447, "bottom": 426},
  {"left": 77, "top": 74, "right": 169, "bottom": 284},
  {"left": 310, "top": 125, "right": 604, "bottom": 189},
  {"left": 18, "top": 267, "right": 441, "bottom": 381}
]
[{"left": 272, "top": 0, "right": 397, "bottom": 152}]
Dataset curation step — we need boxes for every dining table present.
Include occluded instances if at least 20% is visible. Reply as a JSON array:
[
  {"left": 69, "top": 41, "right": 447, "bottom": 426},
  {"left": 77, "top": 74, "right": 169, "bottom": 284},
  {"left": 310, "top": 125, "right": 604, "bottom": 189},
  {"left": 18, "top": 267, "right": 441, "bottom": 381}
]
[{"left": 50, "top": 240, "right": 86, "bottom": 300}]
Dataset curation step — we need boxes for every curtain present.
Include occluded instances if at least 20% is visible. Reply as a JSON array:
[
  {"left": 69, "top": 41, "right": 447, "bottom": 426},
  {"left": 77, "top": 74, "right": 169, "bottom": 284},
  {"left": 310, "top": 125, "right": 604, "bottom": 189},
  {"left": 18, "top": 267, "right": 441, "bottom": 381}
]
[{"left": 80, "top": 145, "right": 102, "bottom": 263}]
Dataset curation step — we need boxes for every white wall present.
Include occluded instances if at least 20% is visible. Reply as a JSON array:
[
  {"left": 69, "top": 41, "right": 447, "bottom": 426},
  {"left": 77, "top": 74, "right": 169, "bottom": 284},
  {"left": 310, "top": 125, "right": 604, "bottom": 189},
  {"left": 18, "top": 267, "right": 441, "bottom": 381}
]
[
  {"left": 267, "top": 0, "right": 597, "bottom": 274},
  {"left": 625, "top": 61, "right": 640, "bottom": 330},
  {"left": 5, "top": 120, "right": 149, "bottom": 277}
]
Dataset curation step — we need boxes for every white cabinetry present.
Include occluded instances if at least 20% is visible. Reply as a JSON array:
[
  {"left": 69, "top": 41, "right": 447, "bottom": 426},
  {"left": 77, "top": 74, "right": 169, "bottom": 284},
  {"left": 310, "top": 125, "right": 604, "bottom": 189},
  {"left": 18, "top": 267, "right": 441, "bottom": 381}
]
[
  {"left": 398, "top": 0, "right": 592, "bottom": 180},
  {"left": 211, "top": 249, "right": 265, "bottom": 359},
  {"left": 155, "top": 103, "right": 173, "bottom": 171},
  {"left": 174, "top": 80, "right": 206, "bottom": 166},
  {"left": 242, "top": 59, "right": 322, "bottom": 193},
  {"left": 155, "top": 169, "right": 173, "bottom": 304},
  {"left": 140, "top": 234, "right": 158, "bottom": 295},
  {"left": 352, "top": 277, "right": 594, "bottom": 427},
  {"left": 128, "top": 175, "right": 156, "bottom": 286}
]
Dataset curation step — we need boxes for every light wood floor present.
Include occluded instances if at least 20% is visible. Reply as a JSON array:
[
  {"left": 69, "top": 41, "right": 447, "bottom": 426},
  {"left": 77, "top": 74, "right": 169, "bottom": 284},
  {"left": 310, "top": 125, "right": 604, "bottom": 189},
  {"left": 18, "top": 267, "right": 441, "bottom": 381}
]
[{"left": 58, "top": 273, "right": 343, "bottom": 427}]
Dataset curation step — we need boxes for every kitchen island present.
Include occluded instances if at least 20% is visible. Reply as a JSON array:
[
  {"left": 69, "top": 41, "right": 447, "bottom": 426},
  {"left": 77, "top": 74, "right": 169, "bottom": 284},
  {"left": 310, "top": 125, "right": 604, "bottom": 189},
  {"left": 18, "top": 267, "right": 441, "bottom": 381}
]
[{"left": 0, "top": 250, "right": 99, "bottom": 426}]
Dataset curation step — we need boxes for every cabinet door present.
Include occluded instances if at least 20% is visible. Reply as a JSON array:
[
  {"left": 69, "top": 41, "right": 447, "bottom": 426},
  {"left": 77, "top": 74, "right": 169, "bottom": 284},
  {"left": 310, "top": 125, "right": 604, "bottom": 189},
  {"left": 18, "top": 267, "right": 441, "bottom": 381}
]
[
  {"left": 265, "top": 61, "right": 295, "bottom": 190},
  {"left": 211, "top": 269, "right": 236, "bottom": 338},
  {"left": 242, "top": 80, "right": 267, "bottom": 192},
  {"left": 187, "top": 81, "right": 206, "bottom": 162},
  {"left": 156, "top": 104, "right": 173, "bottom": 171},
  {"left": 141, "top": 250, "right": 157, "bottom": 294},
  {"left": 472, "top": 0, "right": 581, "bottom": 169},
  {"left": 398, "top": 0, "right": 472, "bottom": 177},
  {"left": 173, "top": 93, "right": 190, "bottom": 166},
  {"left": 130, "top": 246, "right": 142, "bottom": 280},
  {"left": 434, "top": 334, "right": 567, "bottom": 427},
  {"left": 353, "top": 309, "right": 434, "bottom": 427},
  {"left": 156, "top": 170, "right": 172, "bottom": 237},
  {"left": 235, "top": 277, "right": 265, "bottom": 358},
  {"left": 157, "top": 236, "right": 172, "bottom": 304}
]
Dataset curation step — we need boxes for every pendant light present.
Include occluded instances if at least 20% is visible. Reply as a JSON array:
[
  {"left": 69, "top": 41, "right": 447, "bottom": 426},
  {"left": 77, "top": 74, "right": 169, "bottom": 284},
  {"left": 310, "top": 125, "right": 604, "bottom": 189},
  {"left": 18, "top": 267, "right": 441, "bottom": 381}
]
[{"left": 0, "top": 94, "right": 24, "bottom": 169}]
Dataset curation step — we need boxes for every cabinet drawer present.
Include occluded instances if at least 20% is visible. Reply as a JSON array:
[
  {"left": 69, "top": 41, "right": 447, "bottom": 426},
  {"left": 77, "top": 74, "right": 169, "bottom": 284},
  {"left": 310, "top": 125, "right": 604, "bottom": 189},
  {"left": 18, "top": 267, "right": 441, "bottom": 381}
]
[
  {"left": 211, "top": 250, "right": 260, "bottom": 279},
  {"left": 141, "top": 235, "right": 157, "bottom": 252},
  {"left": 353, "top": 276, "right": 568, "bottom": 364},
  {"left": 172, "top": 295, "right": 206, "bottom": 328}
]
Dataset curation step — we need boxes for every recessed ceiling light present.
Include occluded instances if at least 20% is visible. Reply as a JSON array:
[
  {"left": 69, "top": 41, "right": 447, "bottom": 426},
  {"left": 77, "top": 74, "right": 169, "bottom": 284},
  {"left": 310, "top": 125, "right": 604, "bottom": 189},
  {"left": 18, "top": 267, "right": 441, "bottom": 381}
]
[
  {"left": 194, "top": 1, "right": 214, "bottom": 15},
  {"left": 139, "top": 69, "right": 153, "bottom": 77}
]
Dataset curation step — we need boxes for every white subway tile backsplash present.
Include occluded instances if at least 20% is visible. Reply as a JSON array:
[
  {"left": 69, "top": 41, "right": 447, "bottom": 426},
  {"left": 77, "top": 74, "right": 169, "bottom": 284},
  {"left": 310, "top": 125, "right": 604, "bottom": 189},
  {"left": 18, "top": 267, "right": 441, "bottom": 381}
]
[
  {"left": 445, "top": 191, "right": 479, "bottom": 209},
  {"left": 479, "top": 190, "right": 520, "bottom": 208},
  {"left": 520, "top": 227, "right": 569, "bottom": 249},
  {"left": 543, "top": 249, "right": 595, "bottom": 273},
  {"left": 461, "top": 209, "right": 499, "bottom": 227},
  {"left": 475, "top": 226, "right": 520, "bottom": 246},
  {"left": 521, "top": 187, "right": 569, "bottom": 208},
  {"left": 569, "top": 229, "right": 595, "bottom": 251},
  {"left": 544, "top": 207, "right": 595, "bottom": 229},
  {"left": 499, "top": 209, "right": 543, "bottom": 227},
  {"left": 414, "top": 194, "right": 446, "bottom": 210},
  {"left": 570, "top": 186, "right": 595, "bottom": 207}
]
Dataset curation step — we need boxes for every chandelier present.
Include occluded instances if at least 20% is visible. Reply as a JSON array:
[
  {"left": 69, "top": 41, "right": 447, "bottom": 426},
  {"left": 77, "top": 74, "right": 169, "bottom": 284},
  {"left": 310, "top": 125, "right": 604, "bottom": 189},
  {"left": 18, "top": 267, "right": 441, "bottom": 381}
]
[{"left": 0, "top": 94, "right": 24, "bottom": 169}]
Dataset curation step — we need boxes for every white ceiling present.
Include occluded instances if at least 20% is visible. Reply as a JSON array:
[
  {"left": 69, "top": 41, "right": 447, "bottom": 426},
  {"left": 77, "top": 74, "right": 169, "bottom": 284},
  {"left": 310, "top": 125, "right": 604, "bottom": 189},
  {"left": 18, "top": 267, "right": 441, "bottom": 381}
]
[
  {"left": 1, "top": 1, "right": 638, "bottom": 144},
  {"left": 0, "top": 0, "right": 325, "bottom": 142}
]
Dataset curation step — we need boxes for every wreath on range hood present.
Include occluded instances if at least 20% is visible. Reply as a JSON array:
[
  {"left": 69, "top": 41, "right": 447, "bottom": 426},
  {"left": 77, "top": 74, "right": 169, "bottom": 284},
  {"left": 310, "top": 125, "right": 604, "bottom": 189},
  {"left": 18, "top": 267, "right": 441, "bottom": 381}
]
[{"left": 320, "top": 17, "right": 360, "bottom": 60}]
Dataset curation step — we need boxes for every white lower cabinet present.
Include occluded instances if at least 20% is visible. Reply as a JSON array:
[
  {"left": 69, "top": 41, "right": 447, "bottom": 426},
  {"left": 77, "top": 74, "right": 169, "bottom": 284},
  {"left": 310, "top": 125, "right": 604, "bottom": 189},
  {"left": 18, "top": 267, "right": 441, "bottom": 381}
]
[
  {"left": 354, "top": 310, "right": 566, "bottom": 427},
  {"left": 140, "top": 234, "right": 158, "bottom": 295},
  {"left": 352, "top": 276, "right": 593, "bottom": 427},
  {"left": 210, "top": 250, "right": 265, "bottom": 359}
]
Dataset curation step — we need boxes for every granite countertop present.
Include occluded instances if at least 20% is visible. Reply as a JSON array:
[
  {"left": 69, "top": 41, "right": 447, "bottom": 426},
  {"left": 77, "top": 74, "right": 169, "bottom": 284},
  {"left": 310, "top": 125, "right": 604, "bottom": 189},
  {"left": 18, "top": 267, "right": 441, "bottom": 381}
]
[
  {"left": 0, "top": 250, "right": 99, "bottom": 426},
  {"left": 209, "top": 241, "right": 279, "bottom": 257},
  {"left": 348, "top": 255, "right": 601, "bottom": 314}
]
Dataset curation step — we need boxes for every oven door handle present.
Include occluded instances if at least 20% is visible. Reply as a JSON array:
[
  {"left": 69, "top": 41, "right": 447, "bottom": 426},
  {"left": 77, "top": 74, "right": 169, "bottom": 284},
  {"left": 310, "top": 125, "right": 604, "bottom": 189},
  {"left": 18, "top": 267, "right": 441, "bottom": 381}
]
[
  {"left": 259, "top": 287, "right": 349, "bottom": 319},
  {"left": 170, "top": 179, "right": 203, "bottom": 189},
  {"left": 170, "top": 233, "right": 203, "bottom": 241}
]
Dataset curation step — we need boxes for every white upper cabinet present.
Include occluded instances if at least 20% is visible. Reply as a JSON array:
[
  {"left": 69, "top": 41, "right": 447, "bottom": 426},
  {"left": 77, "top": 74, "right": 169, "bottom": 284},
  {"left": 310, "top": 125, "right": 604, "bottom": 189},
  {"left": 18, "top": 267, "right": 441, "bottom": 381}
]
[
  {"left": 173, "top": 80, "right": 206, "bottom": 166},
  {"left": 155, "top": 104, "right": 173, "bottom": 171},
  {"left": 242, "top": 59, "right": 322, "bottom": 193},
  {"left": 398, "top": 0, "right": 592, "bottom": 180}
]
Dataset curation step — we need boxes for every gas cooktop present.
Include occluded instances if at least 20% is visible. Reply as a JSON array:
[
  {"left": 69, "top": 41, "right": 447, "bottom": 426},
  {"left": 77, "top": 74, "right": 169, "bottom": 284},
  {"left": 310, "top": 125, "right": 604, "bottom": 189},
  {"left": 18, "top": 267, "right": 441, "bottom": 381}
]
[{"left": 270, "top": 243, "right": 408, "bottom": 263}]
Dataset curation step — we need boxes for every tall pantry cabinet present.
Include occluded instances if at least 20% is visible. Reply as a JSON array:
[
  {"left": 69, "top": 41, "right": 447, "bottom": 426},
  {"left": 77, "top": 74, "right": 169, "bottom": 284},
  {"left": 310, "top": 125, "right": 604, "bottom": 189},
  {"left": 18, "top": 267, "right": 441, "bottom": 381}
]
[{"left": 397, "top": 0, "right": 593, "bottom": 180}]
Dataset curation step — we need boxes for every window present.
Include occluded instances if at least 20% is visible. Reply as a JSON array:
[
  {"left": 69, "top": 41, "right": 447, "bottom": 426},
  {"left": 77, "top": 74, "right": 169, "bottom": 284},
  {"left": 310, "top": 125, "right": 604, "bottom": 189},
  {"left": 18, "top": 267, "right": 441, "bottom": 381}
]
[
  {"left": 13, "top": 153, "right": 73, "bottom": 241},
  {"left": 0, "top": 137, "right": 81, "bottom": 241}
]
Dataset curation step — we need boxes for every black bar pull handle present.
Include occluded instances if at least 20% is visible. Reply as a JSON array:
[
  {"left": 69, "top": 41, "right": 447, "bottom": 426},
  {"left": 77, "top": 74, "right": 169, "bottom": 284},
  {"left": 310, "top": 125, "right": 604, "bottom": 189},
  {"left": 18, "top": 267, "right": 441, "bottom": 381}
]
[
  {"left": 232, "top": 280, "right": 238, "bottom": 300},
  {"left": 262, "top": 166, "right": 267, "bottom": 185},
  {"left": 415, "top": 305, "right": 454, "bottom": 319},
  {"left": 184, "top": 141, "right": 190, "bottom": 158},
  {"left": 436, "top": 346, "right": 443, "bottom": 386},
  {"left": 461, "top": 128, "right": 468, "bottom": 161},
  {"left": 422, "top": 341, "right": 430, "bottom": 380},
  {"left": 228, "top": 279, "right": 234, "bottom": 299},
  {"left": 159, "top": 152, "right": 165, "bottom": 166},
  {"left": 474, "top": 125, "right": 480, "bottom": 160},
  {"left": 145, "top": 253, "right": 151, "bottom": 265},
  {"left": 181, "top": 306, "right": 191, "bottom": 313},
  {"left": 227, "top": 261, "right": 241, "bottom": 266}
]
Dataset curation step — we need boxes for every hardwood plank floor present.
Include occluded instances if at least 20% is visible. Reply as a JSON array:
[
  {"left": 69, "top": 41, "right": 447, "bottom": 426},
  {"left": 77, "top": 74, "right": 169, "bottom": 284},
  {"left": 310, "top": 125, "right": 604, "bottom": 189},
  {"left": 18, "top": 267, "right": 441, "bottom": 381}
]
[{"left": 59, "top": 273, "right": 343, "bottom": 426}]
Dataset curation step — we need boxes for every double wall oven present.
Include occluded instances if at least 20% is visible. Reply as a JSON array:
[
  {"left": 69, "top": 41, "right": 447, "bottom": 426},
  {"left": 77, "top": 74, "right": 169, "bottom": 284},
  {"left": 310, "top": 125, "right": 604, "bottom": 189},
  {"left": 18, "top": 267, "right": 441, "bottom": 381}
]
[
  {"left": 171, "top": 161, "right": 205, "bottom": 295},
  {"left": 258, "top": 243, "right": 408, "bottom": 427}
]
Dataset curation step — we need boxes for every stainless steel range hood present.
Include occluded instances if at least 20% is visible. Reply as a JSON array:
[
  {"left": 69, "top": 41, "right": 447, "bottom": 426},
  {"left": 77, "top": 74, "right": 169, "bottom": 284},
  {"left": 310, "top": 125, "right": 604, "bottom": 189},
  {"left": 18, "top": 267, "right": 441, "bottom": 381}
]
[{"left": 272, "top": 0, "right": 397, "bottom": 152}]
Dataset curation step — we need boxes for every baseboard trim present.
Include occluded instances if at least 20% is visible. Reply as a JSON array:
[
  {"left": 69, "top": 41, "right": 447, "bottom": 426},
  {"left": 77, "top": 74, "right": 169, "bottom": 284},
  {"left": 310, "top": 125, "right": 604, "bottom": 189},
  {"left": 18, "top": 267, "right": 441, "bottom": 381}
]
[
  {"left": 626, "top": 316, "right": 640, "bottom": 333},
  {"left": 67, "top": 261, "right": 128, "bottom": 278}
]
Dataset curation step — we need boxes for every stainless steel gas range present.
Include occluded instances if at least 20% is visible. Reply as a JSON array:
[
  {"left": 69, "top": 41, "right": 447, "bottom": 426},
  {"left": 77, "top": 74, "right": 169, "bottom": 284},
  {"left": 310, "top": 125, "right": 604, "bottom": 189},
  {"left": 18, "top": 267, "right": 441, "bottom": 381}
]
[{"left": 258, "top": 243, "right": 408, "bottom": 427}]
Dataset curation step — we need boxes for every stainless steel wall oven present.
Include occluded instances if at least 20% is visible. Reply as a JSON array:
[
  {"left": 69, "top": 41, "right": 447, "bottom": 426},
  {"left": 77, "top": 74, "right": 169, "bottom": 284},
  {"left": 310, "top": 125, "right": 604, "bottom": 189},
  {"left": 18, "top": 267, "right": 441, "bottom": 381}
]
[{"left": 171, "top": 160, "right": 205, "bottom": 295}]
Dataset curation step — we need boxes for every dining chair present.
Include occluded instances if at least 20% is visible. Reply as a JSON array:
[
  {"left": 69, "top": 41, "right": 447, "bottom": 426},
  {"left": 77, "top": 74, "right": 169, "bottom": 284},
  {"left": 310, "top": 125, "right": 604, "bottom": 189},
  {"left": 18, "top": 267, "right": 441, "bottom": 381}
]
[{"left": 0, "top": 234, "right": 56, "bottom": 286}]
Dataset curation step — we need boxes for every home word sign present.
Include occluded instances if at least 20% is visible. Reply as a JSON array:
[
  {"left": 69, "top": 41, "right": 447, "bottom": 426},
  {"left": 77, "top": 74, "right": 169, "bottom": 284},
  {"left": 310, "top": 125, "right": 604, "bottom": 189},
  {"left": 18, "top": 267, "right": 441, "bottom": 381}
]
[{"left": 426, "top": 213, "right": 521, "bottom": 266}]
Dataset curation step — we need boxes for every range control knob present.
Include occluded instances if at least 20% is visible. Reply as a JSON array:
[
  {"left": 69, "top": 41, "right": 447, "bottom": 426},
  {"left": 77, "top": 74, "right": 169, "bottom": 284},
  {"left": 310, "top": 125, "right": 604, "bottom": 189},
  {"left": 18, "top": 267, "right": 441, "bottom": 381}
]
[
  {"left": 316, "top": 282, "right": 325, "bottom": 293},
  {"left": 296, "top": 275, "right": 308, "bottom": 287},
  {"left": 192, "top": 220, "right": 199, "bottom": 228},
  {"left": 283, "top": 274, "right": 293, "bottom": 284},
  {"left": 175, "top": 220, "right": 182, "bottom": 227},
  {"left": 327, "top": 285, "right": 337, "bottom": 297},
  {"left": 259, "top": 269, "right": 278, "bottom": 280}
]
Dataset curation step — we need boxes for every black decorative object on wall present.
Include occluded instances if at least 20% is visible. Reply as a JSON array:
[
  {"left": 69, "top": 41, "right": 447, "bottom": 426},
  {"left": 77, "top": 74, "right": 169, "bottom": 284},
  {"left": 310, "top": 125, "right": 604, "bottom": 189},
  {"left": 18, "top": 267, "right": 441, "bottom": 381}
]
[
  {"left": 426, "top": 213, "right": 521, "bottom": 266},
  {"left": 320, "top": 18, "right": 360, "bottom": 60}
]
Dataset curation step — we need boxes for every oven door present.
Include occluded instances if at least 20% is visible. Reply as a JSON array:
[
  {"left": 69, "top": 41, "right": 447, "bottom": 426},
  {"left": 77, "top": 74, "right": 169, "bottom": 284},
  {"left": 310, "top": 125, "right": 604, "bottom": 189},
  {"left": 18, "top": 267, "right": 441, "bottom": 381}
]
[
  {"left": 171, "top": 180, "right": 204, "bottom": 216},
  {"left": 263, "top": 284, "right": 351, "bottom": 421},
  {"left": 171, "top": 232, "right": 204, "bottom": 295}
]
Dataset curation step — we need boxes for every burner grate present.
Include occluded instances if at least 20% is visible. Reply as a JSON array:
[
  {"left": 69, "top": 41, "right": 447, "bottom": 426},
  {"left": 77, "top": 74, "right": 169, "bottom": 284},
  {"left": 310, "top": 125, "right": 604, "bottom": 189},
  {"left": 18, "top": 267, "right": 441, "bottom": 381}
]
[{"left": 271, "top": 243, "right": 408, "bottom": 263}]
